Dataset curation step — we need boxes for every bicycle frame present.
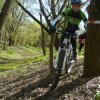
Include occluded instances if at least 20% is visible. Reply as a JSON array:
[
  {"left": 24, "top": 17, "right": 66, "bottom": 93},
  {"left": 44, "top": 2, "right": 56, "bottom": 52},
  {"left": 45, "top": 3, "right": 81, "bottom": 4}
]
[
  {"left": 54, "top": 37, "right": 73, "bottom": 71},
  {"left": 50, "top": 31, "right": 76, "bottom": 90}
]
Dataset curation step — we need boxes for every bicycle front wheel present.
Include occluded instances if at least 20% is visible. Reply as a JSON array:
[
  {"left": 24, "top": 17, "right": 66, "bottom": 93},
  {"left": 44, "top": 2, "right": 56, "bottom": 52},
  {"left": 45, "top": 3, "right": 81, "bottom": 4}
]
[
  {"left": 65, "top": 46, "right": 74, "bottom": 73},
  {"left": 51, "top": 49, "right": 66, "bottom": 90}
]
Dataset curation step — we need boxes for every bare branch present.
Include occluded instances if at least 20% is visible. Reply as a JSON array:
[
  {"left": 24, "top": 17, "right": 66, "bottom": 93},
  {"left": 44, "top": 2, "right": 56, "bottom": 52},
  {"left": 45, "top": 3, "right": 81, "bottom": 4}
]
[
  {"left": 38, "top": 0, "right": 51, "bottom": 26},
  {"left": 51, "top": 0, "right": 56, "bottom": 18},
  {"left": 58, "top": 0, "right": 68, "bottom": 15},
  {"left": 15, "top": 0, "right": 51, "bottom": 34}
]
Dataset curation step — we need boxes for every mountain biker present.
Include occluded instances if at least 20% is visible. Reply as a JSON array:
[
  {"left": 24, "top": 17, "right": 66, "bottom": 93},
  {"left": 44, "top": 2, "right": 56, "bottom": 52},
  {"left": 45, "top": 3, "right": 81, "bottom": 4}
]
[{"left": 51, "top": 0, "right": 87, "bottom": 60}]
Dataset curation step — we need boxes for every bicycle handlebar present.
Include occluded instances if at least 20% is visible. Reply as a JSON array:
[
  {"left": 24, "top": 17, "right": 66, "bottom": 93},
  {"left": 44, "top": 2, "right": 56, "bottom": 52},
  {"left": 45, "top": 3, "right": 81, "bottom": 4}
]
[{"left": 56, "top": 30, "right": 79, "bottom": 39}]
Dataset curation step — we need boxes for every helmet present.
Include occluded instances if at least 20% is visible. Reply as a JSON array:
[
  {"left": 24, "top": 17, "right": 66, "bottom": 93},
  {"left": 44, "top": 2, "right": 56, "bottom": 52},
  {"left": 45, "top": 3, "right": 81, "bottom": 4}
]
[{"left": 71, "top": 0, "right": 82, "bottom": 5}]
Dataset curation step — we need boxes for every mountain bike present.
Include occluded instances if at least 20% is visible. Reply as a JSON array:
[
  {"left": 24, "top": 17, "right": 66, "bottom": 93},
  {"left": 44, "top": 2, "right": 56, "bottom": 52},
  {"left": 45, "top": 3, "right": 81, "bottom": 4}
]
[{"left": 50, "top": 30, "right": 78, "bottom": 90}]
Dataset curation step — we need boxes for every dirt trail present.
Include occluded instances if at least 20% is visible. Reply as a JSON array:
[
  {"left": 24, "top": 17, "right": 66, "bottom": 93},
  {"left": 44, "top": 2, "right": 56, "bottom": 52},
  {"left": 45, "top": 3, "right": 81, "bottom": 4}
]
[{"left": 0, "top": 60, "right": 100, "bottom": 100}]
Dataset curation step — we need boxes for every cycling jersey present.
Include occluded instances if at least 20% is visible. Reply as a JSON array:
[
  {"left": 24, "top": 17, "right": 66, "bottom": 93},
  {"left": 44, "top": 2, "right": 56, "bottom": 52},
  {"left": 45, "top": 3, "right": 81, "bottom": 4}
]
[{"left": 62, "top": 8, "right": 87, "bottom": 32}]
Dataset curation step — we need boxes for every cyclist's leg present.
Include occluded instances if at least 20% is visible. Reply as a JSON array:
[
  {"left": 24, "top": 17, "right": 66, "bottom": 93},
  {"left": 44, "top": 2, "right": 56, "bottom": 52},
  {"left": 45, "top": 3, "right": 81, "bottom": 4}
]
[
  {"left": 59, "top": 32, "right": 69, "bottom": 47},
  {"left": 71, "top": 37, "right": 77, "bottom": 60},
  {"left": 79, "top": 42, "right": 84, "bottom": 52}
]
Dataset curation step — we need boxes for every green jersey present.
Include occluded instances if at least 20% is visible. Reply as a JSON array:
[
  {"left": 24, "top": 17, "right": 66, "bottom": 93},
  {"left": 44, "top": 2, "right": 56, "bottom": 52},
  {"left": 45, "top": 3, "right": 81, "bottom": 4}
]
[{"left": 62, "top": 8, "right": 87, "bottom": 31}]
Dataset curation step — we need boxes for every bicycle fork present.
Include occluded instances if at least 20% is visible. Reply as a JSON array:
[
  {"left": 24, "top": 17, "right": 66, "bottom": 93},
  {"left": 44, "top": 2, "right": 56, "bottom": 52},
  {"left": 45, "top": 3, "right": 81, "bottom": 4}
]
[{"left": 54, "top": 47, "right": 70, "bottom": 71}]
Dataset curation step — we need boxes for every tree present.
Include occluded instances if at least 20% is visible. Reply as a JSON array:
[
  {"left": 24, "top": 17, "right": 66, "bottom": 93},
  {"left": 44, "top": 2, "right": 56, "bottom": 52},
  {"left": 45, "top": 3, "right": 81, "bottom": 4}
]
[
  {"left": 5, "top": 1, "right": 25, "bottom": 46},
  {"left": 38, "top": 0, "right": 70, "bottom": 74},
  {"left": 83, "top": 0, "right": 100, "bottom": 77},
  {"left": 15, "top": 0, "right": 70, "bottom": 74},
  {"left": 0, "top": 0, "right": 12, "bottom": 41},
  {"left": 0, "top": 0, "right": 12, "bottom": 31},
  {"left": 0, "top": 0, "right": 4, "bottom": 9}
]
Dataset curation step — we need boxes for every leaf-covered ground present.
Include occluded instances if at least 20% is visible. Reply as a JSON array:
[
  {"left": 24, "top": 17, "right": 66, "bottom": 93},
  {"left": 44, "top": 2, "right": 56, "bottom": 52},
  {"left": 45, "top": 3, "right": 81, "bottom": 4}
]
[
  {"left": 0, "top": 45, "right": 99, "bottom": 100},
  {"left": 0, "top": 59, "right": 100, "bottom": 100}
]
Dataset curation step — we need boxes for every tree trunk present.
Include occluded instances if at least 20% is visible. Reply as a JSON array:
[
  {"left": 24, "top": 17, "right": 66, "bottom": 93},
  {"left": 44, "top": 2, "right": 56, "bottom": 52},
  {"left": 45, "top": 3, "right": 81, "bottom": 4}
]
[
  {"left": 49, "top": 33, "right": 56, "bottom": 74},
  {"left": 15, "top": 34, "right": 20, "bottom": 45},
  {"left": 83, "top": 0, "right": 100, "bottom": 77},
  {"left": 0, "top": 0, "right": 12, "bottom": 31},
  {"left": 40, "top": 13, "right": 46, "bottom": 56},
  {"left": 20, "top": 37, "right": 24, "bottom": 46},
  {"left": 54, "top": 34, "right": 60, "bottom": 51},
  {"left": 51, "top": 0, "right": 56, "bottom": 19},
  {"left": 0, "top": 31, "right": 3, "bottom": 41},
  {"left": 8, "top": 36, "right": 13, "bottom": 46},
  {"left": 3, "top": 30, "right": 7, "bottom": 50}
]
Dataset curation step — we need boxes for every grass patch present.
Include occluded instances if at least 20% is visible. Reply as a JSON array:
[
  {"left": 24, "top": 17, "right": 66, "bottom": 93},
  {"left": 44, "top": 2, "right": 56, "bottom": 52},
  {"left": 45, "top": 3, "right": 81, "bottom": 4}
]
[
  {"left": 0, "top": 55, "right": 46, "bottom": 71},
  {"left": 0, "top": 53, "right": 50, "bottom": 77},
  {"left": 0, "top": 45, "right": 49, "bottom": 76},
  {"left": 0, "top": 45, "right": 84, "bottom": 77},
  {"left": 0, "top": 46, "right": 43, "bottom": 59},
  {"left": 0, "top": 47, "right": 21, "bottom": 58}
]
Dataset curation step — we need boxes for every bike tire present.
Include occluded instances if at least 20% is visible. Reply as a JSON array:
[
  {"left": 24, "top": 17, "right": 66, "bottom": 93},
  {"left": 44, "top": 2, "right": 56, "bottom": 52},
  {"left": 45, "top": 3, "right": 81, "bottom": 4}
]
[
  {"left": 51, "top": 49, "right": 66, "bottom": 90},
  {"left": 65, "top": 47, "right": 74, "bottom": 73}
]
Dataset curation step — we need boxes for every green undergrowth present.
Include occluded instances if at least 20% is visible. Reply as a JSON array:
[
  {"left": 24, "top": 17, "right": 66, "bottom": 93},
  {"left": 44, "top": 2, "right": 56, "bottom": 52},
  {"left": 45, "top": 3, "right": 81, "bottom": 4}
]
[
  {"left": 0, "top": 45, "right": 56, "bottom": 77},
  {"left": 0, "top": 55, "right": 50, "bottom": 77},
  {"left": 0, "top": 45, "right": 49, "bottom": 75},
  {"left": 0, "top": 55, "right": 48, "bottom": 71},
  {"left": 0, "top": 45, "right": 41, "bottom": 59},
  {"left": 0, "top": 45, "right": 84, "bottom": 77}
]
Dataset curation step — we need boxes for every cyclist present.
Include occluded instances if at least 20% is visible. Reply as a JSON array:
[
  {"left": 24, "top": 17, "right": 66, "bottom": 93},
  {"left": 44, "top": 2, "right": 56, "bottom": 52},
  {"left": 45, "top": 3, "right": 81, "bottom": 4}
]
[{"left": 51, "top": 0, "right": 87, "bottom": 60}]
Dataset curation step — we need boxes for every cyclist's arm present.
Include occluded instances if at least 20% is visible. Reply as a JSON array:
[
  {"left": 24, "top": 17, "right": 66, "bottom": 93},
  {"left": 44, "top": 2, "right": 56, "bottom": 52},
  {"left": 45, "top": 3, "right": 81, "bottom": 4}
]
[
  {"left": 51, "top": 14, "right": 63, "bottom": 26},
  {"left": 51, "top": 8, "right": 72, "bottom": 26}
]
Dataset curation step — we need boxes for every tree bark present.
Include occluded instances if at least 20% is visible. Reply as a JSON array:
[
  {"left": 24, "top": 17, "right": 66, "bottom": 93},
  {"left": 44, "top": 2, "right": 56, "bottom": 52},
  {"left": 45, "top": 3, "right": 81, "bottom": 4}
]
[
  {"left": 39, "top": 0, "right": 51, "bottom": 26},
  {"left": 0, "top": 0, "right": 12, "bottom": 31},
  {"left": 83, "top": 0, "right": 100, "bottom": 77},
  {"left": 49, "top": 33, "right": 56, "bottom": 74},
  {"left": 54, "top": 34, "right": 60, "bottom": 51},
  {"left": 8, "top": 36, "right": 13, "bottom": 46},
  {"left": 3, "top": 30, "right": 7, "bottom": 50},
  {"left": 40, "top": 13, "right": 46, "bottom": 56},
  {"left": 58, "top": 0, "right": 68, "bottom": 15}
]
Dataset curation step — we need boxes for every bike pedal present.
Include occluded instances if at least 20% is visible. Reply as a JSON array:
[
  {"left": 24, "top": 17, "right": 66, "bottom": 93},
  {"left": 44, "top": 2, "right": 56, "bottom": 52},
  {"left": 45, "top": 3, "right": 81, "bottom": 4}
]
[
  {"left": 70, "top": 60, "right": 74, "bottom": 63},
  {"left": 67, "top": 64, "right": 73, "bottom": 73}
]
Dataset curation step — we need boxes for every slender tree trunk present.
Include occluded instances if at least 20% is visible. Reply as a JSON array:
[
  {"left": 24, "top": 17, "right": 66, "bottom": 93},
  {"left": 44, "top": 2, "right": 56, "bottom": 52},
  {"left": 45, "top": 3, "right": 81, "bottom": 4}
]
[
  {"left": 3, "top": 30, "right": 7, "bottom": 50},
  {"left": 15, "top": 34, "right": 20, "bottom": 45},
  {"left": 51, "top": 0, "right": 56, "bottom": 19},
  {"left": 20, "top": 37, "right": 24, "bottom": 46},
  {"left": 0, "top": 31, "right": 3, "bottom": 41},
  {"left": 49, "top": 33, "right": 56, "bottom": 74},
  {"left": 40, "top": 13, "right": 46, "bottom": 55},
  {"left": 83, "top": 0, "right": 100, "bottom": 77},
  {"left": 54, "top": 34, "right": 60, "bottom": 51},
  {"left": 8, "top": 36, "right": 12, "bottom": 46}
]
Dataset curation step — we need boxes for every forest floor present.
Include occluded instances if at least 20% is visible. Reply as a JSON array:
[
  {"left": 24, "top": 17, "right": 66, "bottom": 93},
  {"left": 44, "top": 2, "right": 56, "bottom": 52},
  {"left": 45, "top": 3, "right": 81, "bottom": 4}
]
[{"left": 0, "top": 46, "right": 100, "bottom": 100}]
